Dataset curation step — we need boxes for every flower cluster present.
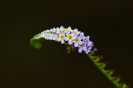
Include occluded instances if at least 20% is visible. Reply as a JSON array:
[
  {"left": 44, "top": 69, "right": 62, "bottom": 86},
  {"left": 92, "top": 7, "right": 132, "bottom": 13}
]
[{"left": 37, "top": 26, "right": 97, "bottom": 54}]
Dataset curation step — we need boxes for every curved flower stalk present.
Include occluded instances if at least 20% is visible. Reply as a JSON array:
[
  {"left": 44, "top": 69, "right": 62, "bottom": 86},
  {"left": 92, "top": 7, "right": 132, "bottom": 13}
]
[{"left": 30, "top": 26, "right": 129, "bottom": 88}]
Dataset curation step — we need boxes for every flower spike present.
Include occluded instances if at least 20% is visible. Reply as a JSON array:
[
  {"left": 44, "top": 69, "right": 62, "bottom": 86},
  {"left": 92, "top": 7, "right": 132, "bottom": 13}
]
[
  {"left": 30, "top": 26, "right": 129, "bottom": 88},
  {"left": 30, "top": 26, "right": 95, "bottom": 54}
]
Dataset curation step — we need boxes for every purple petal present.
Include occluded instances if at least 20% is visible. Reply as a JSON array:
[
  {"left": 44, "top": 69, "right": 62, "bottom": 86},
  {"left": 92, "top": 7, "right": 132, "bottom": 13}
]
[
  {"left": 78, "top": 48, "right": 82, "bottom": 53},
  {"left": 91, "top": 51, "right": 94, "bottom": 54},
  {"left": 74, "top": 28, "right": 78, "bottom": 31},
  {"left": 86, "top": 36, "right": 90, "bottom": 41},
  {"left": 94, "top": 48, "right": 97, "bottom": 51},
  {"left": 83, "top": 47, "right": 87, "bottom": 51}
]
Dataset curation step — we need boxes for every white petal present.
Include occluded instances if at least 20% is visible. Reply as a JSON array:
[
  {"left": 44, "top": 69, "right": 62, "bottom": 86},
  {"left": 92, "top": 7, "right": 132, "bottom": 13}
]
[
  {"left": 74, "top": 43, "right": 78, "bottom": 47},
  {"left": 61, "top": 40, "right": 65, "bottom": 44},
  {"left": 65, "top": 37, "right": 68, "bottom": 41},
  {"left": 68, "top": 40, "right": 72, "bottom": 45},
  {"left": 79, "top": 41, "right": 82, "bottom": 45}
]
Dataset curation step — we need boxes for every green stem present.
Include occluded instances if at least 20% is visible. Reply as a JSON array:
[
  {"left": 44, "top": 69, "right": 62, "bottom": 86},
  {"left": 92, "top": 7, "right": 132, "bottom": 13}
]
[{"left": 87, "top": 52, "right": 128, "bottom": 88}]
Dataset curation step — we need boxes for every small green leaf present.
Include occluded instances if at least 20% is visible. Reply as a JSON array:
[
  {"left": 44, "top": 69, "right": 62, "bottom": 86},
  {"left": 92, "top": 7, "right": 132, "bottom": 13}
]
[{"left": 110, "top": 77, "right": 115, "bottom": 80}]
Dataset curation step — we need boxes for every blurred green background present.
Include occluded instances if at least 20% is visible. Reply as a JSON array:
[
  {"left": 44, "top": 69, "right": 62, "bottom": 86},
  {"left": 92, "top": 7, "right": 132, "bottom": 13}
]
[{"left": 0, "top": 0, "right": 133, "bottom": 88}]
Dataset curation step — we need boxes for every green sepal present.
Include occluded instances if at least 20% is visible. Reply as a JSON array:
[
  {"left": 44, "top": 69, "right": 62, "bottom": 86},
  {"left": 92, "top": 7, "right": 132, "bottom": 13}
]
[
  {"left": 96, "top": 63, "right": 102, "bottom": 66},
  {"left": 94, "top": 57, "right": 100, "bottom": 63},
  {"left": 103, "top": 70, "right": 109, "bottom": 74},
  {"left": 108, "top": 71, "right": 114, "bottom": 76},
  {"left": 110, "top": 76, "right": 115, "bottom": 80},
  {"left": 87, "top": 52, "right": 93, "bottom": 56},
  {"left": 90, "top": 56, "right": 96, "bottom": 59},
  {"left": 115, "top": 77, "right": 121, "bottom": 83},
  {"left": 100, "top": 63, "right": 106, "bottom": 69},
  {"left": 121, "top": 84, "right": 127, "bottom": 88}
]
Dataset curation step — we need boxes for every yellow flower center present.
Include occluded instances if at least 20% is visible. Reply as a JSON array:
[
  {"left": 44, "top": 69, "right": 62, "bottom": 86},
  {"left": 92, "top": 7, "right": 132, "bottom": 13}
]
[
  {"left": 65, "top": 29, "right": 70, "bottom": 32},
  {"left": 73, "top": 31, "right": 77, "bottom": 34},
  {"left": 75, "top": 38, "right": 79, "bottom": 43},
  {"left": 81, "top": 44, "right": 84, "bottom": 47},
  {"left": 68, "top": 35, "right": 72, "bottom": 40},
  {"left": 59, "top": 30, "right": 62, "bottom": 32},
  {"left": 60, "top": 35, "right": 64, "bottom": 40}
]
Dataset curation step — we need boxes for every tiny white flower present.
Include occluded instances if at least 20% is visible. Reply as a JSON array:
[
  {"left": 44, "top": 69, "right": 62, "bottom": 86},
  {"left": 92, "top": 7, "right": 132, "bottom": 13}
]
[
  {"left": 41, "top": 31, "right": 49, "bottom": 37},
  {"left": 45, "top": 33, "right": 50, "bottom": 40},
  {"left": 46, "top": 29, "right": 50, "bottom": 32},
  {"left": 52, "top": 27, "right": 57, "bottom": 32},
  {"left": 65, "top": 33, "right": 75, "bottom": 45},
  {"left": 78, "top": 42, "right": 87, "bottom": 53},
  {"left": 56, "top": 26, "right": 65, "bottom": 34},
  {"left": 48, "top": 33, "right": 54, "bottom": 40},
  {"left": 73, "top": 36, "right": 82, "bottom": 47},
  {"left": 64, "top": 26, "right": 72, "bottom": 34},
  {"left": 83, "top": 35, "right": 90, "bottom": 43},
  {"left": 87, "top": 41, "right": 93, "bottom": 46},
  {"left": 41, "top": 33, "right": 45, "bottom": 38},
  {"left": 53, "top": 34, "right": 59, "bottom": 42},
  {"left": 72, "top": 28, "right": 80, "bottom": 35},
  {"left": 49, "top": 28, "right": 53, "bottom": 32},
  {"left": 79, "top": 31, "right": 84, "bottom": 38},
  {"left": 58, "top": 33, "right": 66, "bottom": 44}
]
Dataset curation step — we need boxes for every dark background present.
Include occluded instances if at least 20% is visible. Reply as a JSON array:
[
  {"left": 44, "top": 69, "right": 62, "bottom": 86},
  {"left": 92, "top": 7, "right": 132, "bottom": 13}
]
[{"left": 0, "top": 0, "right": 133, "bottom": 88}]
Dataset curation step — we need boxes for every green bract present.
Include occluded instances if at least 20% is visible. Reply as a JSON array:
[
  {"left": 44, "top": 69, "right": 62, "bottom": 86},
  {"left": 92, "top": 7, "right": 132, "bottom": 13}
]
[{"left": 30, "top": 34, "right": 47, "bottom": 49}]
